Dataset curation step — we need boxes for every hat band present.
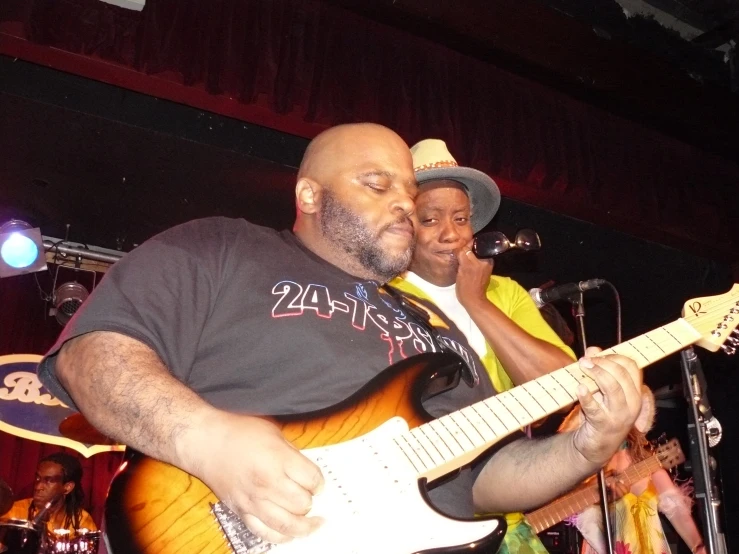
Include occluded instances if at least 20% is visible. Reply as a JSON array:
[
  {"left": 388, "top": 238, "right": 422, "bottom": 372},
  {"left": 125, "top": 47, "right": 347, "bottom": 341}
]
[{"left": 414, "top": 160, "right": 459, "bottom": 172}]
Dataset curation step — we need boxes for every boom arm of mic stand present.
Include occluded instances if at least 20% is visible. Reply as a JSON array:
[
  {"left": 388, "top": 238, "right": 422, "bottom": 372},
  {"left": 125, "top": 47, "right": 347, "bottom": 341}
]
[{"left": 681, "top": 347, "right": 727, "bottom": 554}]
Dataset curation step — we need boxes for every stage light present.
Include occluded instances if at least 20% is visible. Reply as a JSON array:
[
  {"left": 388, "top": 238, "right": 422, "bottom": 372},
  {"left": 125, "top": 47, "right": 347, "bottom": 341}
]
[
  {"left": 53, "top": 281, "right": 90, "bottom": 326},
  {"left": 0, "top": 220, "right": 48, "bottom": 278}
]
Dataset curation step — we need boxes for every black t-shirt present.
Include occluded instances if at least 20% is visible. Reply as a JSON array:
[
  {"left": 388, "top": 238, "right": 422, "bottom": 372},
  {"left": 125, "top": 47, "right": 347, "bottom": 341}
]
[{"left": 39, "top": 217, "right": 510, "bottom": 518}]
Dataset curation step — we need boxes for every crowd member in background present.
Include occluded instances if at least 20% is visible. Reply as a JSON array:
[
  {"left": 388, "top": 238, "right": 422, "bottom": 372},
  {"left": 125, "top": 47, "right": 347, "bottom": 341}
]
[
  {"left": 1, "top": 452, "right": 96, "bottom": 537},
  {"left": 562, "top": 388, "right": 706, "bottom": 554}
]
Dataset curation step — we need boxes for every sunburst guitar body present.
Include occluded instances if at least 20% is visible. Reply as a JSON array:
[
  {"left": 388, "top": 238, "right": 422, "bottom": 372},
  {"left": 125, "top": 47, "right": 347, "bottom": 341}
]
[{"left": 104, "top": 285, "right": 739, "bottom": 554}]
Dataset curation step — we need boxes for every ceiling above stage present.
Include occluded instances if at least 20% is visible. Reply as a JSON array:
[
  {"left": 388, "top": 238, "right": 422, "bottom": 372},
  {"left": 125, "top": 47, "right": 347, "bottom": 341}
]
[
  {"left": 325, "top": 0, "right": 738, "bottom": 158},
  {"left": 1, "top": 0, "right": 738, "bottom": 260}
]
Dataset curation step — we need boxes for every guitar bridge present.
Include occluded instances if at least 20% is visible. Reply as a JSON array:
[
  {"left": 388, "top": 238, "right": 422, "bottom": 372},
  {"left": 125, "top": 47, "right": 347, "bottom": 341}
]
[{"left": 211, "top": 502, "right": 275, "bottom": 554}]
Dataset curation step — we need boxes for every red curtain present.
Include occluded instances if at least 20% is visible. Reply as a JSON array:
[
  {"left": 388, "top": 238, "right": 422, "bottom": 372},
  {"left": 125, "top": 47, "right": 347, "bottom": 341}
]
[
  {"left": 0, "top": 0, "right": 737, "bottom": 261},
  {"left": 0, "top": 272, "right": 123, "bottom": 527}
]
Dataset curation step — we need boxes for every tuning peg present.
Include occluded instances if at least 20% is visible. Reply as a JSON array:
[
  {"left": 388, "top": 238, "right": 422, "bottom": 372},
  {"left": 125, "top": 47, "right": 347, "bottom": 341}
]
[
  {"left": 721, "top": 345, "right": 736, "bottom": 355},
  {"left": 727, "top": 336, "right": 739, "bottom": 346}
]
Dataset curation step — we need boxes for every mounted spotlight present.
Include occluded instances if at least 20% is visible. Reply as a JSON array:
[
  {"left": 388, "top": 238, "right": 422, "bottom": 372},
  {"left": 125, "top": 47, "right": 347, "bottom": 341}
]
[
  {"left": 0, "top": 219, "right": 48, "bottom": 278},
  {"left": 53, "top": 281, "right": 90, "bottom": 326}
]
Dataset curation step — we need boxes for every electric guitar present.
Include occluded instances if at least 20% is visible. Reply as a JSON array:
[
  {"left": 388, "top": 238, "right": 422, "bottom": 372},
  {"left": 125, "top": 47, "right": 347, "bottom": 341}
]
[
  {"left": 524, "top": 438, "right": 686, "bottom": 533},
  {"left": 104, "top": 285, "right": 739, "bottom": 554}
]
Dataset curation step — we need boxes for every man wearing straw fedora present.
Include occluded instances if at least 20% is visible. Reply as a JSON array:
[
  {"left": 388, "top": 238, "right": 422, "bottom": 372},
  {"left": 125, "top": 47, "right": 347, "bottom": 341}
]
[{"left": 391, "top": 138, "right": 576, "bottom": 553}]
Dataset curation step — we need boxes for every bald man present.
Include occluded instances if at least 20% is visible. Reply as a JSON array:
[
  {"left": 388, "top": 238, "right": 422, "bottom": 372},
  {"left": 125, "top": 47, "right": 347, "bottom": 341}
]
[{"left": 38, "top": 123, "right": 644, "bottom": 551}]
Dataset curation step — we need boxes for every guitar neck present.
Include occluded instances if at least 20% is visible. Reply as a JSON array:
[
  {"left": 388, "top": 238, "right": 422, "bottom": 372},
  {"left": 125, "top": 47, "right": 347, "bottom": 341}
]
[
  {"left": 524, "top": 455, "right": 663, "bottom": 533},
  {"left": 395, "top": 318, "right": 701, "bottom": 482}
]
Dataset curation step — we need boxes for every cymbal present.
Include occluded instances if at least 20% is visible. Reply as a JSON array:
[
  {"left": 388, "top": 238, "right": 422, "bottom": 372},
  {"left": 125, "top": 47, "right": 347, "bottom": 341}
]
[
  {"left": 0, "top": 476, "right": 12, "bottom": 515},
  {"left": 59, "top": 413, "right": 116, "bottom": 445}
]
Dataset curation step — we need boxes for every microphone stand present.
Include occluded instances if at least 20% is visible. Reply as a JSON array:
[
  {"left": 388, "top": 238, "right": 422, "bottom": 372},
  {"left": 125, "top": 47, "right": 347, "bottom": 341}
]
[
  {"left": 569, "top": 291, "right": 615, "bottom": 554},
  {"left": 680, "top": 347, "right": 727, "bottom": 554}
]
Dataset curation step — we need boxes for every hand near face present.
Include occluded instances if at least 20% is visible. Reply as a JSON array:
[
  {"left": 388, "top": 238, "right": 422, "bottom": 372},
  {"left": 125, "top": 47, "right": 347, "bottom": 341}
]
[
  {"left": 454, "top": 239, "right": 494, "bottom": 308},
  {"left": 571, "top": 347, "right": 643, "bottom": 467},
  {"left": 190, "top": 412, "right": 325, "bottom": 544}
]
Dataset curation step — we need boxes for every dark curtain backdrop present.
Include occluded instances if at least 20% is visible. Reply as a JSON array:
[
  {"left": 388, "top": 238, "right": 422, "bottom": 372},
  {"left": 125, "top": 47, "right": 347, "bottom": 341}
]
[
  {"left": 0, "top": 272, "right": 122, "bottom": 527},
  {"left": 1, "top": 0, "right": 737, "bottom": 262}
]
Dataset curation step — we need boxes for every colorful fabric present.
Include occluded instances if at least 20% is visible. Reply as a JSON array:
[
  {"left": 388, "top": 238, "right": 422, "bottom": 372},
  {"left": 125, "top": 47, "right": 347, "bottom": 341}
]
[
  {"left": 580, "top": 483, "right": 671, "bottom": 554},
  {"left": 498, "top": 514, "right": 551, "bottom": 554}
]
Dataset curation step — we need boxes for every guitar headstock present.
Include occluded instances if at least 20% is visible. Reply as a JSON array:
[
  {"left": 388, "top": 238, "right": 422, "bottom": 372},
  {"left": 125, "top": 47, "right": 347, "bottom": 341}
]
[
  {"left": 682, "top": 284, "right": 739, "bottom": 353},
  {"left": 656, "top": 438, "right": 686, "bottom": 470}
]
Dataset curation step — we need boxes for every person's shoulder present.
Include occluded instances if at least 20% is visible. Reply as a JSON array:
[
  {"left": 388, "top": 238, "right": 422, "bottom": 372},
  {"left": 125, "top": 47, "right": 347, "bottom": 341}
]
[
  {"left": 5, "top": 497, "right": 31, "bottom": 518},
  {"left": 156, "top": 217, "right": 273, "bottom": 240},
  {"left": 12, "top": 498, "right": 32, "bottom": 509},
  {"left": 78, "top": 508, "right": 98, "bottom": 531},
  {"left": 487, "top": 275, "right": 526, "bottom": 293},
  {"left": 145, "top": 217, "right": 285, "bottom": 254}
]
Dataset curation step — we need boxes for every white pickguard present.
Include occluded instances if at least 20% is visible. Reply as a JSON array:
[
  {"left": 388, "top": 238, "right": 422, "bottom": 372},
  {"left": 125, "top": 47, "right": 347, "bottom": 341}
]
[{"left": 224, "top": 418, "right": 500, "bottom": 554}]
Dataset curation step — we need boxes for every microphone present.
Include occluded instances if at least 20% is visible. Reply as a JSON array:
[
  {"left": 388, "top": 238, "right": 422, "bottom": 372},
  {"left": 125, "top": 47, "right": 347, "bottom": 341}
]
[
  {"left": 529, "top": 279, "right": 606, "bottom": 308},
  {"left": 33, "top": 498, "right": 57, "bottom": 525}
]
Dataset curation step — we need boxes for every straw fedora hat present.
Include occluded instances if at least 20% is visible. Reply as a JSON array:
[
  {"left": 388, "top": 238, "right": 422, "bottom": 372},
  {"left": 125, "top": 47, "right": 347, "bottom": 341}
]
[{"left": 410, "top": 139, "right": 501, "bottom": 233}]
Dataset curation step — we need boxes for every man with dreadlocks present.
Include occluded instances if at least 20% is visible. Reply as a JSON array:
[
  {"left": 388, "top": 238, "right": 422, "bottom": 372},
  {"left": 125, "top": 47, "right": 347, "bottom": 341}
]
[{"left": 2, "top": 452, "right": 96, "bottom": 537}]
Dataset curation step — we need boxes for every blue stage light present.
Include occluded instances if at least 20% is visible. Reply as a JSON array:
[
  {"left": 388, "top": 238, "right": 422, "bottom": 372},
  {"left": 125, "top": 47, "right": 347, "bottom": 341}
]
[
  {"left": 0, "top": 220, "right": 48, "bottom": 278},
  {"left": 1, "top": 232, "right": 40, "bottom": 268}
]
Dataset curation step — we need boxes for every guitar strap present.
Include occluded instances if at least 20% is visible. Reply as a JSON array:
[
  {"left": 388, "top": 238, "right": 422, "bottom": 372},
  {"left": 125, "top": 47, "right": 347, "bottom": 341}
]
[{"left": 382, "top": 284, "right": 479, "bottom": 387}]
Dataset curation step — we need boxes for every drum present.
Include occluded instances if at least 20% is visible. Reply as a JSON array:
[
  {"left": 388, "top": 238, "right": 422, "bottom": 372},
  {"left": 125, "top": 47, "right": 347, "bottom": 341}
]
[
  {"left": 71, "top": 530, "right": 99, "bottom": 553},
  {"left": 0, "top": 518, "right": 42, "bottom": 554},
  {"left": 48, "top": 529, "right": 71, "bottom": 553}
]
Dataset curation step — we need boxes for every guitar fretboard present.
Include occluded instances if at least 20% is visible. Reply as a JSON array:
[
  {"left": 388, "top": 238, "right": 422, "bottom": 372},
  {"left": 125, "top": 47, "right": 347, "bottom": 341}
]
[
  {"left": 393, "top": 318, "right": 701, "bottom": 482},
  {"left": 524, "top": 455, "right": 662, "bottom": 533}
]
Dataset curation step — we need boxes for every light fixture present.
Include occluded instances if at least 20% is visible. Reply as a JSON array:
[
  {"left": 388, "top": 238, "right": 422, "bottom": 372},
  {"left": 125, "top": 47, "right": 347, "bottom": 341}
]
[
  {"left": 53, "top": 281, "right": 90, "bottom": 326},
  {"left": 0, "top": 219, "right": 48, "bottom": 278}
]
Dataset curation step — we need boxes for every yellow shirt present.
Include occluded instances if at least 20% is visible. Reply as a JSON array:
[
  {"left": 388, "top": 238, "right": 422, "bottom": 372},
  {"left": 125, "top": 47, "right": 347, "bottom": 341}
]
[
  {"left": 390, "top": 274, "right": 575, "bottom": 391},
  {"left": 3, "top": 498, "right": 97, "bottom": 536}
]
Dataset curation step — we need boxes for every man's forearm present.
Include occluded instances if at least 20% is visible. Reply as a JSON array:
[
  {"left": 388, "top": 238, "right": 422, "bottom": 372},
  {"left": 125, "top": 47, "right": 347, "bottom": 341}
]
[
  {"left": 465, "top": 300, "right": 573, "bottom": 384},
  {"left": 472, "top": 432, "right": 598, "bottom": 513},
  {"left": 56, "top": 331, "right": 218, "bottom": 474}
]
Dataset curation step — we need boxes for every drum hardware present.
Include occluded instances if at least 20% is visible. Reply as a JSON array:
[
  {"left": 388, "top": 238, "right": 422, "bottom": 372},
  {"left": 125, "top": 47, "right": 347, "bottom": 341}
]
[
  {"left": 0, "top": 518, "right": 42, "bottom": 554},
  {"left": 0, "top": 519, "right": 100, "bottom": 554}
]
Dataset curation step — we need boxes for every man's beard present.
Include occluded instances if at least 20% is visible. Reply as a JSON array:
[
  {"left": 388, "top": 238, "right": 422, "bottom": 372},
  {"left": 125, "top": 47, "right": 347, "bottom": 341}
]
[{"left": 320, "top": 190, "right": 415, "bottom": 282}]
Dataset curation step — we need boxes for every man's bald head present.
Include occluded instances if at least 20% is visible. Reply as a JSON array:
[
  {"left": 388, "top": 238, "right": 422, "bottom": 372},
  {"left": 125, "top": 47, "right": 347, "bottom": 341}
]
[
  {"left": 292, "top": 122, "right": 417, "bottom": 282},
  {"left": 298, "top": 123, "right": 411, "bottom": 185}
]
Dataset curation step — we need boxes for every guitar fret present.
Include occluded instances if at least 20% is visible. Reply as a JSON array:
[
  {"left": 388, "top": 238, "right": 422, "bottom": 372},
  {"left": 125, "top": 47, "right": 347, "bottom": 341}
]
[
  {"left": 508, "top": 387, "right": 547, "bottom": 420},
  {"left": 410, "top": 427, "right": 448, "bottom": 465},
  {"left": 521, "top": 379, "right": 565, "bottom": 412},
  {"left": 483, "top": 396, "right": 521, "bottom": 431},
  {"left": 468, "top": 403, "right": 506, "bottom": 437},
  {"left": 430, "top": 414, "right": 472, "bottom": 452},
  {"left": 459, "top": 405, "right": 498, "bottom": 442},
  {"left": 549, "top": 368, "right": 581, "bottom": 398},
  {"left": 398, "top": 433, "right": 435, "bottom": 471},
  {"left": 427, "top": 419, "right": 466, "bottom": 456},
  {"left": 611, "top": 341, "right": 651, "bottom": 365},
  {"left": 496, "top": 391, "right": 536, "bottom": 427},
  {"left": 563, "top": 366, "right": 598, "bottom": 394},
  {"left": 393, "top": 435, "right": 427, "bottom": 474},
  {"left": 447, "top": 411, "right": 486, "bottom": 448}
]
